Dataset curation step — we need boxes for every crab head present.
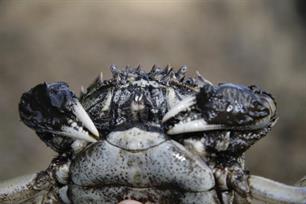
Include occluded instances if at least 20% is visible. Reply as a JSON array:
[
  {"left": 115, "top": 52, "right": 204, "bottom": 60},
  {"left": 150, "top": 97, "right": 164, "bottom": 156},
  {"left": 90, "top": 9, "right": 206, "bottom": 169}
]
[{"left": 19, "top": 82, "right": 99, "bottom": 153}]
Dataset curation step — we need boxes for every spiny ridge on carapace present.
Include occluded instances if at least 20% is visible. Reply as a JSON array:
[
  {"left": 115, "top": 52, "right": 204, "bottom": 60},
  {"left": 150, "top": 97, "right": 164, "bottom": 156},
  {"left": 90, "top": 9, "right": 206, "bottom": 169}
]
[{"left": 81, "top": 65, "right": 211, "bottom": 98}]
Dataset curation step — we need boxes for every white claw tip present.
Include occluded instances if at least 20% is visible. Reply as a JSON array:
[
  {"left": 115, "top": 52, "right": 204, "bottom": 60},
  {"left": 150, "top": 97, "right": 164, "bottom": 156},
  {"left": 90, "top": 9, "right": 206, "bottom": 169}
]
[
  {"left": 162, "top": 96, "right": 196, "bottom": 123},
  {"left": 167, "top": 119, "right": 224, "bottom": 135},
  {"left": 73, "top": 101, "right": 99, "bottom": 138},
  {"left": 60, "top": 126, "right": 97, "bottom": 143}
]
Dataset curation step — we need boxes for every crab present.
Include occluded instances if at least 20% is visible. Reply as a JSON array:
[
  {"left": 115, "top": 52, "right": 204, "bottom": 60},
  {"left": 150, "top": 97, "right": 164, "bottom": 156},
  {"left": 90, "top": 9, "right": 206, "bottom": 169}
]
[{"left": 0, "top": 65, "right": 305, "bottom": 204}]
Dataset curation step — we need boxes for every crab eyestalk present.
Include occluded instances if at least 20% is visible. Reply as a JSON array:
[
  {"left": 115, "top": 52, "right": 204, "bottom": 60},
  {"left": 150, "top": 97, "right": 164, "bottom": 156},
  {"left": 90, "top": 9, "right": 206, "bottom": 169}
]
[
  {"left": 19, "top": 82, "right": 99, "bottom": 152},
  {"left": 163, "top": 83, "right": 277, "bottom": 135}
]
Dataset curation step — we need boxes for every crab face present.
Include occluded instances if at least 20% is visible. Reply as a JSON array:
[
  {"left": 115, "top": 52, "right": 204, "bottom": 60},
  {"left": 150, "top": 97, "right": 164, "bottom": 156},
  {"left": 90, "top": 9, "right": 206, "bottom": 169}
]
[{"left": 19, "top": 82, "right": 99, "bottom": 152}]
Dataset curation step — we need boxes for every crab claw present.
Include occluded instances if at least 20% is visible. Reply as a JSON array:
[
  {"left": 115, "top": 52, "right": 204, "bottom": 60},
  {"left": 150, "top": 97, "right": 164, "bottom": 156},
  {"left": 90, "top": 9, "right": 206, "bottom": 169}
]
[
  {"left": 58, "top": 100, "right": 99, "bottom": 142},
  {"left": 19, "top": 82, "right": 99, "bottom": 151},
  {"left": 162, "top": 96, "right": 196, "bottom": 123},
  {"left": 163, "top": 83, "right": 277, "bottom": 135}
]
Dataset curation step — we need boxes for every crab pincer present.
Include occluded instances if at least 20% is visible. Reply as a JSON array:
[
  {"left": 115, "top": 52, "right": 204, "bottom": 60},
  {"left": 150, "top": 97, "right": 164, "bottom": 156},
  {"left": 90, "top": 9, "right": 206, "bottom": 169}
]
[
  {"left": 163, "top": 83, "right": 277, "bottom": 135},
  {"left": 19, "top": 82, "right": 99, "bottom": 152}
]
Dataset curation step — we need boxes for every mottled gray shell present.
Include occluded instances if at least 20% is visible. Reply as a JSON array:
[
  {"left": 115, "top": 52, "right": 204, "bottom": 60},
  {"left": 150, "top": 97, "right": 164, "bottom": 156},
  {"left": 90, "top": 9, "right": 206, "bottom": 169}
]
[{"left": 68, "top": 66, "right": 219, "bottom": 203}]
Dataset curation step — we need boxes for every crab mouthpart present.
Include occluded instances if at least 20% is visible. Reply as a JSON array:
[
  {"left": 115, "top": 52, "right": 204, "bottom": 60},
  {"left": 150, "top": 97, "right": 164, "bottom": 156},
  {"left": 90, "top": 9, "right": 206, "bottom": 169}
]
[{"left": 50, "top": 101, "right": 99, "bottom": 142}]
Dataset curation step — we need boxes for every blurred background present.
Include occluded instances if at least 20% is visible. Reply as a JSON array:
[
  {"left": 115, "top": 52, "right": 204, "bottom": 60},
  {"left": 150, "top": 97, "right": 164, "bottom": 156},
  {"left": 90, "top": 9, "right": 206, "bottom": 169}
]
[{"left": 0, "top": 0, "right": 305, "bottom": 185}]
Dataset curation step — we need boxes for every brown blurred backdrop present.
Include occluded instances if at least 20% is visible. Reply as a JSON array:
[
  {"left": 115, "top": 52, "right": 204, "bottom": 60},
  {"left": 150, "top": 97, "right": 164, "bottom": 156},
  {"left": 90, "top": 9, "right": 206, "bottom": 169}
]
[{"left": 0, "top": 0, "right": 305, "bottom": 185}]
